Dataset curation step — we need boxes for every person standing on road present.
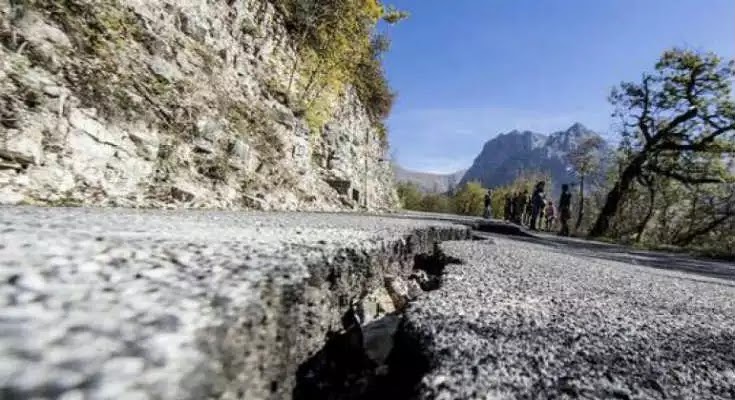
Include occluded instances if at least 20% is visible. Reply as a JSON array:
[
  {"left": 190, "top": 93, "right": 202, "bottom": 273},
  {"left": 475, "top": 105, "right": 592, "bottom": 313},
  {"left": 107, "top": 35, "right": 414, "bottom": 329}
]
[
  {"left": 524, "top": 193, "right": 534, "bottom": 225},
  {"left": 529, "top": 181, "right": 546, "bottom": 231},
  {"left": 559, "top": 184, "right": 572, "bottom": 236},
  {"left": 514, "top": 190, "right": 527, "bottom": 224},
  {"left": 544, "top": 200, "right": 556, "bottom": 231},
  {"left": 504, "top": 193, "right": 513, "bottom": 221},
  {"left": 483, "top": 189, "right": 493, "bottom": 219}
]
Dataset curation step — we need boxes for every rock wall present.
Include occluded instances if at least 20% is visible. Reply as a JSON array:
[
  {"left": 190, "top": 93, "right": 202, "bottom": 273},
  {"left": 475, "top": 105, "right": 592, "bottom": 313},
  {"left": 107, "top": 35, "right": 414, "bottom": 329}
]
[{"left": 0, "top": 0, "right": 398, "bottom": 211}]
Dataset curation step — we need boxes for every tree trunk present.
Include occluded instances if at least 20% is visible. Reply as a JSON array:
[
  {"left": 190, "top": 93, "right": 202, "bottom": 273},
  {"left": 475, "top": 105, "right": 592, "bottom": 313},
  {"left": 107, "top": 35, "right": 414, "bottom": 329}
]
[
  {"left": 575, "top": 175, "right": 585, "bottom": 231},
  {"left": 635, "top": 185, "right": 656, "bottom": 243},
  {"left": 588, "top": 155, "right": 645, "bottom": 238}
]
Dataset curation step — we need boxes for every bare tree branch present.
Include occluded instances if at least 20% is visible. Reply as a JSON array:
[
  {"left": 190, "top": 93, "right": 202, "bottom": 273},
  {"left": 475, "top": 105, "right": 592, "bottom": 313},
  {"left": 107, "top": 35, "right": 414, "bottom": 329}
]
[{"left": 656, "top": 107, "right": 699, "bottom": 140}]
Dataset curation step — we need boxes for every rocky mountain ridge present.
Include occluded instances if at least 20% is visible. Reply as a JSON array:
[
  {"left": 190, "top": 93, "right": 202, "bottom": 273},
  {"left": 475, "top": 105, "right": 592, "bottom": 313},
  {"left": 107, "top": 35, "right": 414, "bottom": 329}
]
[
  {"left": 393, "top": 164, "right": 466, "bottom": 193},
  {"left": 0, "top": 0, "right": 398, "bottom": 210},
  {"left": 460, "top": 123, "right": 609, "bottom": 192}
]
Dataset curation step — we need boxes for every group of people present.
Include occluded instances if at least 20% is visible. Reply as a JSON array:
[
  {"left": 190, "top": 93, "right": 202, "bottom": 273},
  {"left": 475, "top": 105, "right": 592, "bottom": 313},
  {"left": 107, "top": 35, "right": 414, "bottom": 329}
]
[{"left": 484, "top": 181, "right": 573, "bottom": 236}]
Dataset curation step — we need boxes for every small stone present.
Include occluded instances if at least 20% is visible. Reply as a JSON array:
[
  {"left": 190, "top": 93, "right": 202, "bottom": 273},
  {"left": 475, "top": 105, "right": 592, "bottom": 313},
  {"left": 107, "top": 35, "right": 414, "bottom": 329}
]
[
  {"left": 230, "top": 139, "right": 249, "bottom": 160},
  {"left": 102, "top": 357, "right": 145, "bottom": 378},
  {"left": 148, "top": 57, "right": 183, "bottom": 82},
  {"left": 171, "top": 185, "right": 197, "bottom": 202},
  {"left": 78, "top": 261, "right": 102, "bottom": 273},
  {"left": 192, "top": 139, "right": 215, "bottom": 154},
  {"left": 59, "top": 390, "right": 85, "bottom": 400},
  {"left": 43, "top": 85, "right": 64, "bottom": 97},
  {"left": 17, "top": 271, "right": 46, "bottom": 292}
]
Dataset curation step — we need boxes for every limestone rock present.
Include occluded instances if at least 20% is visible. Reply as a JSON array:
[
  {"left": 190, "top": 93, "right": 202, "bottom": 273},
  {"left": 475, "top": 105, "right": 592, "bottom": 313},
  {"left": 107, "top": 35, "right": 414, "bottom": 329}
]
[
  {"left": 128, "top": 126, "right": 160, "bottom": 161},
  {"left": 192, "top": 139, "right": 215, "bottom": 155},
  {"left": 0, "top": 127, "right": 43, "bottom": 166},
  {"left": 0, "top": 0, "right": 398, "bottom": 211},
  {"left": 230, "top": 139, "right": 249, "bottom": 160},
  {"left": 0, "top": 187, "right": 25, "bottom": 205},
  {"left": 148, "top": 57, "right": 183, "bottom": 83},
  {"left": 171, "top": 182, "right": 198, "bottom": 203},
  {"left": 16, "top": 10, "right": 72, "bottom": 48},
  {"left": 69, "top": 109, "right": 124, "bottom": 148}
]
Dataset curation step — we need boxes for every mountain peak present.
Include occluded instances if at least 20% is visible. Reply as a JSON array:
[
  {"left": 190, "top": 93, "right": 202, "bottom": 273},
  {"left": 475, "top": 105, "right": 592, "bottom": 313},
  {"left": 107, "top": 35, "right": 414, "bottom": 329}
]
[
  {"left": 461, "top": 124, "right": 609, "bottom": 194},
  {"left": 565, "top": 122, "right": 592, "bottom": 136},
  {"left": 568, "top": 122, "right": 587, "bottom": 130}
]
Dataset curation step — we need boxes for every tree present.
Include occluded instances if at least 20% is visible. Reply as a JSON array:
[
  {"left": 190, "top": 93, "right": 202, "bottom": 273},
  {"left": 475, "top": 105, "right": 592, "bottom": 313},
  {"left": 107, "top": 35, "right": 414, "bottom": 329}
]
[
  {"left": 567, "top": 136, "right": 605, "bottom": 230},
  {"left": 420, "top": 193, "right": 452, "bottom": 213},
  {"left": 453, "top": 182, "right": 486, "bottom": 216},
  {"left": 396, "top": 182, "right": 422, "bottom": 210},
  {"left": 671, "top": 183, "right": 735, "bottom": 247},
  {"left": 589, "top": 49, "right": 735, "bottom": 238}
]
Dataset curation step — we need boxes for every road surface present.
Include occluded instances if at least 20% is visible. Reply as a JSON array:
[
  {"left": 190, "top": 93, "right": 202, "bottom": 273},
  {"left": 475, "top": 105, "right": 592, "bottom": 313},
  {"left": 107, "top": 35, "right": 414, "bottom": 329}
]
[
  {"left": 1, "top": 207, "right": 733, "bottom": 399},
  {"left": 407, "top": 235, "right": 735, "bottom": 399}
]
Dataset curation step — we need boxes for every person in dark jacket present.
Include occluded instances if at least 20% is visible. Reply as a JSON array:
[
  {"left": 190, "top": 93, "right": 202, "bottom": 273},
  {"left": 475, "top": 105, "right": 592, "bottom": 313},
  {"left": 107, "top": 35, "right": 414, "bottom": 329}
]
[
  {"left": 529, "top": 181, "right": 546, "bottom": 231},
  {"left": 559, "top": 184, "right": 572, "bottom": 236},
  {"left": 513, "top": 190, "right": 527, "bottom": 224},
  {"left": 483, "top": 189, "right": 493, "bottom": 219},
  {"left": 503, "top": 193, "right": 513, "bottom": 221}
]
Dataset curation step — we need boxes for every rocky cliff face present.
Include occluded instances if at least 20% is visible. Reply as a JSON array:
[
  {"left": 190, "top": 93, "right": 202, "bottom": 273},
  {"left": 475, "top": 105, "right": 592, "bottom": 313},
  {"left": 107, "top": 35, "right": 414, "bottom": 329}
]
[
  {"left": 0, "top": 0, "right": 398, "bottom": 210},
  {"left": 461, "top": 123, "right": 608, "bottom": 192}
]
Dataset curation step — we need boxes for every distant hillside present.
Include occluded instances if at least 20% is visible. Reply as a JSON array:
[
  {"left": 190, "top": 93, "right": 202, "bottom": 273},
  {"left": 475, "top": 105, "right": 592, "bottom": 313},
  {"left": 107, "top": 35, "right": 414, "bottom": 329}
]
[
  {"left": 393, "top": 165, "right": 466, "bottom": 193},
  {"left": 460, "top": 123, "right": 610, "bottom": 194}
]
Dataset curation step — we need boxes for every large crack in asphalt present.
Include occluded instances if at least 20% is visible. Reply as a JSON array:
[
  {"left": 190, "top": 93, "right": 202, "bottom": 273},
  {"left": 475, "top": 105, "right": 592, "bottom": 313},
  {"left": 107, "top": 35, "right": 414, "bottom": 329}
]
[{"left": 292, "top": 246, "right": 464, "bottom": 400}]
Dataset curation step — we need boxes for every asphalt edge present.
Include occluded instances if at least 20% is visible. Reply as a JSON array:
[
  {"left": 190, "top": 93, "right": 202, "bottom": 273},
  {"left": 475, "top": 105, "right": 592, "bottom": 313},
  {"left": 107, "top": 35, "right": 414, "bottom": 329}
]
[{"left": 203, "top": 223, "right": 473, "bottom": 399}]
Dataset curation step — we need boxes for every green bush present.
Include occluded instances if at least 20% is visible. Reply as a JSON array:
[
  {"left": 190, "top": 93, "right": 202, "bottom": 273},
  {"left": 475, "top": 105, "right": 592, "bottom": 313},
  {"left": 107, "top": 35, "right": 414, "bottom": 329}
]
[
  {"left": 452, "top": 182, "right": 487, "bottom": 216},
  {"left": 272, "top": 0, "right": 405, "bottom": 133},
  {"left": 397, "top": 182, "right": 423, "bottom": 210},
  {"left": 397, "top": 183, "right": 453, "bottom": 214}
]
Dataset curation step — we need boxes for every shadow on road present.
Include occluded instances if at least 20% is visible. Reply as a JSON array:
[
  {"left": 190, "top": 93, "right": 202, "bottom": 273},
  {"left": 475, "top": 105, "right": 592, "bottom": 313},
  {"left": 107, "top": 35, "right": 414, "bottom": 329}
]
[{"left": 488, "top": 230, "right": 735, "bottom": 284}]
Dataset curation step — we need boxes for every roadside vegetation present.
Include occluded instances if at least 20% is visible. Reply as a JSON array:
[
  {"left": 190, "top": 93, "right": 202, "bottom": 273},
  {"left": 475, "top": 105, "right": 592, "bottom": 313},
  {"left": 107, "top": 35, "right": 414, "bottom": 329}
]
[
  {"left": 397, "top": 49, "right": 735, "bottom": 259},
  {"left": 397, "top": 171, "right": 550, "bottom": 219},
  {"left": 272, "top": 0, "right": 407, "bottom": 139}
]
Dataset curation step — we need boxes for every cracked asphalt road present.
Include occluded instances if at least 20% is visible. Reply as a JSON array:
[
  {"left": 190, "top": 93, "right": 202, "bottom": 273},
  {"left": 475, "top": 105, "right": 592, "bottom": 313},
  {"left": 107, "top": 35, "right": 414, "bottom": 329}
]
[
  {"left": 406, "top": 235, "right": 735, "bottom": 399},
  {"left": 2, "top": 207, "right": 734, "bottom": 399},
  {"left": 0, "top": 206, "right": 468, "bottom": 399}
]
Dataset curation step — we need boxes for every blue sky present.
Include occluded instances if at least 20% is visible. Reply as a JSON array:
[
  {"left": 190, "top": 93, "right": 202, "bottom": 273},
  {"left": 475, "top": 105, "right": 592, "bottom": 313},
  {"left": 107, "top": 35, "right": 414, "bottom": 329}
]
[{"left": 382, "top": 0, "right": 735, "bottom": 173}]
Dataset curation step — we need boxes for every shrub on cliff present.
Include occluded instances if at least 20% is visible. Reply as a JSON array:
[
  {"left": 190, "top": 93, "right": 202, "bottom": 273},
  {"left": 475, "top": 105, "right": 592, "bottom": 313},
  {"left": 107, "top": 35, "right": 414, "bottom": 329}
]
[{"left": 273, "top": 0, "right": 406, "bottom": 138}]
